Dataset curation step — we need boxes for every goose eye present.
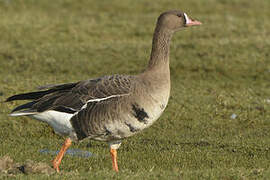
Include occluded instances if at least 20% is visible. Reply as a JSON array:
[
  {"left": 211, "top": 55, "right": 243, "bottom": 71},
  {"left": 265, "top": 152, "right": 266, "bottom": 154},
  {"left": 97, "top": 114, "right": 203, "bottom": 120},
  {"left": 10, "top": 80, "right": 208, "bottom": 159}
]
[{"left": 176, "top": 14, "right": 182, "bottom": 17}]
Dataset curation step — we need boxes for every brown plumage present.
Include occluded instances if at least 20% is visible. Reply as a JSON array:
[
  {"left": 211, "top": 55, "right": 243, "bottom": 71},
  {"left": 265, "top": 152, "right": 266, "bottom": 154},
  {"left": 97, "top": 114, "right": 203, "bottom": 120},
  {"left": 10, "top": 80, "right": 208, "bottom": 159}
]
[{"left": 6, "top": 10, "right": 201, "bottom": 172}]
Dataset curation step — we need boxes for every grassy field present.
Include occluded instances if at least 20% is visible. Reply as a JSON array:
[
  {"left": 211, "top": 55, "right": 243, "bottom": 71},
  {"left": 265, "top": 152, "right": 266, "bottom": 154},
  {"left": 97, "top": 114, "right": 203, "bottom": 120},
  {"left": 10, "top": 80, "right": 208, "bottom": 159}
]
[{"left": 0, "top": 0, "right": 270, "bottom": 179}]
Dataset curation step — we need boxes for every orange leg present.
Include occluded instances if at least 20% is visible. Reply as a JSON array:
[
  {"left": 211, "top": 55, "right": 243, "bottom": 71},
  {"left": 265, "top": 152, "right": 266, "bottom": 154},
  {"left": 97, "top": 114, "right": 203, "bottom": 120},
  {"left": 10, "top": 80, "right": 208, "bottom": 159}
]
[
  {"left": 110, "top": 148, "right": 119, "bottom": 172},
  {"left": 52, "top": 138, "right": 72, "bottom": 172}
]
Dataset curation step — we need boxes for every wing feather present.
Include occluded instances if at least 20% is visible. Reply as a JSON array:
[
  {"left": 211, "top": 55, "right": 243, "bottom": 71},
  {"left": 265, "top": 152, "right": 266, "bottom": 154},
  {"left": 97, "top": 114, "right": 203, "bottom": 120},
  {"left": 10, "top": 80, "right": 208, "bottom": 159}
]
[{"left": 8, "top": 75, "right": 135, "bottom": 115}]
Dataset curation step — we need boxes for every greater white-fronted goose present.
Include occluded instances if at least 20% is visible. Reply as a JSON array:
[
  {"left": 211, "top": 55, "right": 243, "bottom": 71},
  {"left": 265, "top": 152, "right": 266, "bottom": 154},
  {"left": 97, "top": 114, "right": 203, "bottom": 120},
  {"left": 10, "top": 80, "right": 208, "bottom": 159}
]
[{"left": 6, "top": 10, "right": 201, "bottom": 172}]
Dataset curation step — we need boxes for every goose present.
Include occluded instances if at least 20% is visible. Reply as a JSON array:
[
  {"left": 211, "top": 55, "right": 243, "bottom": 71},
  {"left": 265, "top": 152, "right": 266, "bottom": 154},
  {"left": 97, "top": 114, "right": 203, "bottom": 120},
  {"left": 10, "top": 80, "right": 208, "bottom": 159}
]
[{"left": 6, "top": 10, "right": 201, "bottom": 172}]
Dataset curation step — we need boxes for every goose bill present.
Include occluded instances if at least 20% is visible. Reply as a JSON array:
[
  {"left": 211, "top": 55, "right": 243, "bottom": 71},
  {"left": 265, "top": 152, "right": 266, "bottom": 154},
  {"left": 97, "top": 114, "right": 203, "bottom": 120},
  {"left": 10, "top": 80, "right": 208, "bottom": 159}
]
[{"left": 184, "top": 13, "right": 202, "bottom": 27}]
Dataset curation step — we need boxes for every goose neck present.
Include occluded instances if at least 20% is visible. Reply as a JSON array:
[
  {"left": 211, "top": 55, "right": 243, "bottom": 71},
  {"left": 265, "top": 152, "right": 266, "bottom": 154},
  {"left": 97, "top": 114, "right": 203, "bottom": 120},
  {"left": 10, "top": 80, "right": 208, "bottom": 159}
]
[{"left": 147, "top": 28, "right": 173, "bottom": 70}]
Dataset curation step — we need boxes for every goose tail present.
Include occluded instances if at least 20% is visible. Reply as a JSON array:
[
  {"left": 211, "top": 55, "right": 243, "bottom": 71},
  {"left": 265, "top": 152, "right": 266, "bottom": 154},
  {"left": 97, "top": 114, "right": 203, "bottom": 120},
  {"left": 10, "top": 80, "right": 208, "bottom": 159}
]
[{"left": 9, "top": 110, "right": 37, "bottom": 117}]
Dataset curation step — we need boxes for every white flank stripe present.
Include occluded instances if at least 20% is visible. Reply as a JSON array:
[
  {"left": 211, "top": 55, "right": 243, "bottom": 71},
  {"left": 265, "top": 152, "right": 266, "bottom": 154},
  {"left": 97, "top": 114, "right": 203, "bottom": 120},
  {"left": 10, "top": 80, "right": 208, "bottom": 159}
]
[{"left": 80, "top": 94, "right": 129, "bottom": 110}]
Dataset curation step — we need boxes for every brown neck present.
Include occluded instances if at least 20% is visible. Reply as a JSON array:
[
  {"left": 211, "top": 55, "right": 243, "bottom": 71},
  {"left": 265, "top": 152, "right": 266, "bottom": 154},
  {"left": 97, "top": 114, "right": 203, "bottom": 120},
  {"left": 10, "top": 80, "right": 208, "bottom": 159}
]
[
  {"left": 140, "top": 27, "right": 173, "bottom": 90},
  {"left": 146, "top": 27, "right": 173, "bottom": 72}
]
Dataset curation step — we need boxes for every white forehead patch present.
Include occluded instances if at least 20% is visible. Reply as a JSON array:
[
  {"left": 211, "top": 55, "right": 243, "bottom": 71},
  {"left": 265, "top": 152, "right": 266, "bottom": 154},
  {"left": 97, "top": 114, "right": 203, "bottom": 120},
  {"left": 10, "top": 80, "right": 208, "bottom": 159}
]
[{"left": 183, "top": 13, "right": 191, "bottom": 24}]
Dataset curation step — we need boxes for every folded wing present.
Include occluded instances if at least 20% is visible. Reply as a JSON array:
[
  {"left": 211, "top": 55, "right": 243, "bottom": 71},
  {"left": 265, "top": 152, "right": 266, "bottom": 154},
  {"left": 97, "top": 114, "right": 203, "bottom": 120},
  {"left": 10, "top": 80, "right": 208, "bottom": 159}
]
[{"left": 7, "top": 74, "right": 134, "bottom": 116}]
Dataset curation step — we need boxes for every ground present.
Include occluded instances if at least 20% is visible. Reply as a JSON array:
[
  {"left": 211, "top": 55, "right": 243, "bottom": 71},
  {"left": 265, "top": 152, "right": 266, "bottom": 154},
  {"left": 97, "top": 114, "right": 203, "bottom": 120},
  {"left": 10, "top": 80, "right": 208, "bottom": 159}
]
[{"left": 0, "top": 0, "right": 269, "bottom": 179}]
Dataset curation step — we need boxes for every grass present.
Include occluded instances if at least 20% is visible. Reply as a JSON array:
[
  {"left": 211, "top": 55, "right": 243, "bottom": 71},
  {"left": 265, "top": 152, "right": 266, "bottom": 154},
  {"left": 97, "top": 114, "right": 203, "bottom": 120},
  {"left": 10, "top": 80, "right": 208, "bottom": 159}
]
[{"left": 0, "top": 0, "right": 270, "bottom": 179}]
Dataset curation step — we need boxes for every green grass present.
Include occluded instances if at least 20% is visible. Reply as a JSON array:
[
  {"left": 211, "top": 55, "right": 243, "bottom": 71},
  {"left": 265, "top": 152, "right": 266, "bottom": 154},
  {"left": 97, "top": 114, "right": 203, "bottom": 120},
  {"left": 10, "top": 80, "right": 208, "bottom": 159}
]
[{"left": 0, "top": 0, "right": 270, "bottom": 179}]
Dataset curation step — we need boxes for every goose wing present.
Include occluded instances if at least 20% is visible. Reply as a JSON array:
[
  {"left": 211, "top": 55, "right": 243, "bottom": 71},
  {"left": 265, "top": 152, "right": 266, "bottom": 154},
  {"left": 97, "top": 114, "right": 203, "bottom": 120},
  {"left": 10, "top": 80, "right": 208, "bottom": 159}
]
[{"left": 8, "top": 74, "right": 135, "bottom": 115}]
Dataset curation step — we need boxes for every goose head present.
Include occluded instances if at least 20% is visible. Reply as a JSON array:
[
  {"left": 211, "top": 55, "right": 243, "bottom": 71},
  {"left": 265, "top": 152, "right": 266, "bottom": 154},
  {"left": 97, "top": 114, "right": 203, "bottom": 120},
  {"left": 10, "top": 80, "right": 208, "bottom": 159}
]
[{"left": 157, "top": 10, "right": 202, "bottom": 32}]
